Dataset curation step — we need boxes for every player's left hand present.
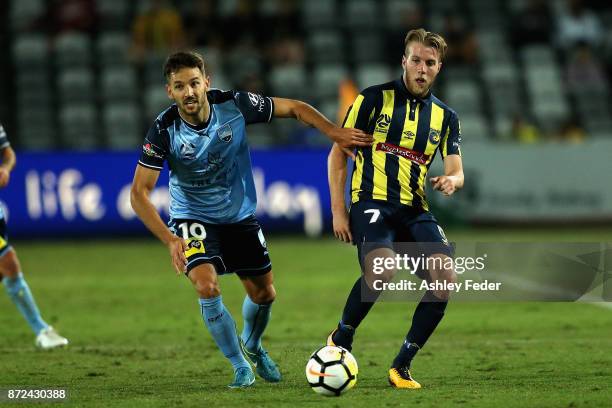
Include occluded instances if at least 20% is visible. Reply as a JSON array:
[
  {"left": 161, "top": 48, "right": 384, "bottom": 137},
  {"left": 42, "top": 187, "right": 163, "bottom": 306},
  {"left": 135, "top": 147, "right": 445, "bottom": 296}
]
[
  {"left": 430, "top": 176, "right": 457, "bottom": 196},
  {"left": 327, "top": 127, "right": 373, "bottom": 151},
  {"left": 0, "top": 167, "right": 10, "bottom": 188}
]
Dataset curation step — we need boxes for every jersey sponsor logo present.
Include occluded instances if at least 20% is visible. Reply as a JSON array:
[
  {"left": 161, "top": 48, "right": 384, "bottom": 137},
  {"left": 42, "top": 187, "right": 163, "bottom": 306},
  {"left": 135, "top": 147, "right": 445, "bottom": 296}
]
[
  {"left": 180, "top": 142, "right": 196, "bottom": 160},
  {"left": 184, "top": 238, "right": 206, "bottom": 258},
  {"left": 402, "top": 130, "right": 415, "bottom": 139},
  {"left": 217, "top": 124, "right": 233, "bottom": 143},
  {"left": 428, "top": 128, "right": 441, "bottom": 145},
  {"left": 376, "top": 142, "right": 430, "bottom": 165},
  {"left": 248, "top": 92, "right": 266, "bottom": 113},
  {"left": 375, "top": 114, "right": 391, "bottom": 134},
  {"left": 143, "top": 143, "right": 163, "bottom": 159},
  {"left": 248, "top": 92, "right": 260, "bottom": 107}
]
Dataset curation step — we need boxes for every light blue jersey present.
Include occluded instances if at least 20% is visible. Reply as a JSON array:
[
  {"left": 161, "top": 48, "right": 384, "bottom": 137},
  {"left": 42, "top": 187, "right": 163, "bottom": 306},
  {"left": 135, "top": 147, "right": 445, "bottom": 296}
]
[{"left": 138, "top": 89, "right": 274, "bottom": 224}]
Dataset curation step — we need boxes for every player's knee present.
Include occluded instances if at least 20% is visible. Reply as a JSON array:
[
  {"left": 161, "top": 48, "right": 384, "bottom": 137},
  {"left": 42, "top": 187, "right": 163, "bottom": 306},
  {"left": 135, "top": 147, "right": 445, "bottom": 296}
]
[
  {"left": 0, "top": 250, "right": 21, "bottom": 279},
  {"left": 250, "top": 285, "right": 276, "bottom": 304},
  {"left": 194, "top": 280, "right": 221, "bottom": 299}
]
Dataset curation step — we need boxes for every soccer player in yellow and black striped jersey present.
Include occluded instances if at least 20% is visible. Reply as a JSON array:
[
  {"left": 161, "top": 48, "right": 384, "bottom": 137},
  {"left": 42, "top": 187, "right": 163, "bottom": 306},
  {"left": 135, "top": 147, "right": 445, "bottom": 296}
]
[{"left": 326, "top": 29, "right": 464, "bottom": 389}]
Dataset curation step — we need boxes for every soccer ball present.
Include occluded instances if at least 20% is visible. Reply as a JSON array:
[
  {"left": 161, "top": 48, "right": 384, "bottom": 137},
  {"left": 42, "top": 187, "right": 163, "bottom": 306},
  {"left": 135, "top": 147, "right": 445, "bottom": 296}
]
[{"left": 305, "top": 345, "right": 358, "bottom": 396}]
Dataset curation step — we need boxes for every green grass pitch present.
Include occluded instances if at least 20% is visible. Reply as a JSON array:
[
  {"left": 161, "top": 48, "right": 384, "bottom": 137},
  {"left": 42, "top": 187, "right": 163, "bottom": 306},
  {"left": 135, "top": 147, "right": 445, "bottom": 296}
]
[{"left": 1, "top": 229, "right": 611, "bottom": 407}]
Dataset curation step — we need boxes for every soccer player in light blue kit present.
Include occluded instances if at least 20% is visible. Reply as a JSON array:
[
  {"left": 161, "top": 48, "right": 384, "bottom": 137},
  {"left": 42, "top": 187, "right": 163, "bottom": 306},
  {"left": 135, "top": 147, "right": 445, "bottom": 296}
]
[
  {"left": 0, "top": 123, "right": 69, "bottom": 349},
  {"left": 130, "top": 51, "right": 372, "bottom": 388}
]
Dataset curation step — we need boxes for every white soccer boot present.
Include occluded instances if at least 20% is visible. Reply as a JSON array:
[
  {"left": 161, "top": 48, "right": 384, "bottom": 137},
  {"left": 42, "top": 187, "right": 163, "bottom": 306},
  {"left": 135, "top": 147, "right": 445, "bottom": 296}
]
[{"left": 35, "top": 327, "right": 69, "bottom": 349}]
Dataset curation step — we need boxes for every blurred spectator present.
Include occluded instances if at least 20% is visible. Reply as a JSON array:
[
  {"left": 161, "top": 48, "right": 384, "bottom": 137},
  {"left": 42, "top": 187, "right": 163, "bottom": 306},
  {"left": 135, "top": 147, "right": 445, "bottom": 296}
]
[
  {"left": 510, "top": 114, "right": 542, "bottom": 144},
  {"left": 337, "top": 78, "right": 359, "bottom": 125},
  {"left": 50, "top": 0, "right": 97, "bottom": 33},
  {"left": 184, "top": 0, "right": 224, "bottom": 49},
  {"left": 510, "top": 0, "right": 554, "bottom": 47},
  {"left": 36, "top": 0, "right": 97, "bottom": 33},
  {"left": 556, "top": 0, "right": 602, "bottom": 50},
  {"left": 440, "top": 12, "right": 478, "bottom": 66},
  {"left": 556, "top": 116, "right": 587, "bottom": 142},
  {"left": 267, "top": 35, "right": 305, "bottom": 66},
  {"left": 131, "top": 0, "right": 186, "bottom": 62},
  {"left": 566, "top": 42, "right": 608, "bottom": 93}
]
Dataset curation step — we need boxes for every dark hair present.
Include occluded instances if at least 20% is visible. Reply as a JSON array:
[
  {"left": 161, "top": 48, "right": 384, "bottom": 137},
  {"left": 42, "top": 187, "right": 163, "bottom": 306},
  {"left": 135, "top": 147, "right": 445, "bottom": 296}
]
[
  {"left": 404, "top": 28, "right": 448, "bottom": 61},
  {"left": 163, "top": 51, "right": 206, "bottom": 82}
]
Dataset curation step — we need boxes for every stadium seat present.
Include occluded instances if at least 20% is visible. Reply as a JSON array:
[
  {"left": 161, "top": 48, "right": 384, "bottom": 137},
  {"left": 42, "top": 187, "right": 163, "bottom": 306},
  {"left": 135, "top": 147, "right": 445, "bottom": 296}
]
[
  {"left": 351, "top": 32, "right": 385, "bottom": 64},
  {"left": 301, "top": 0, "right": 337, "bottom": 28},
  {"left": 312, "top": 64, "right": 348, "bottom": 99},
  {"left": 269, "top": 65, "right": 309, "bottom": 99},
  {"left": 54, "top": 32, "right": 93, "bottom": 68},
  {"left": 520, "top": 44, "right": 556, "bottom": 65},
  {"left": 444, "top": 81, "right": 482, "bottom": 115},
  {"left": 97, "top": 31, "right": 131, "bottom": 67},
  {"left": 306, "top": 30, "right": 345, "bottom": 65},
  {"left": 17, "top": 109, "right": 56, "bottom": 150},
  {"left": 103, "top": 103, "right": 142, "bottom": 149},
  {"left": 96, "top": 0, "right": 132, "bottom": 30},
  {"left": 385, "top": 0, "right": 420, "bottom": 29},
  {"left": 12, "top": 33, "right": 48, "bottom": 65},
  {"left": 344, "top": 0, "right": 378, "bottom": 29},
  {"left": 100, "top": 66, "right": 138, "bottom": 102},
  {"left": 57, "top": 68, "right": 95, "bottom": 104},
  {"left": 355, "top": 64, "right": 394, "bottom": 90},
  {"left": 457, "top": 113, "right": 490, "bottom": 142},
  {"left": 9, "top": 0, "right": 45, "bottom": 31},
  {"left": 144, "top": 86, "right": 172, "bottom": 123},
  {"left": 318, "top": 98, "right": 340, "bottom": 128},
  {"left": 59, "top": 104, "right": 98, "bottom": 149},
  {"left": 144, "top": 54, "right": 167, "bottom": 86}
]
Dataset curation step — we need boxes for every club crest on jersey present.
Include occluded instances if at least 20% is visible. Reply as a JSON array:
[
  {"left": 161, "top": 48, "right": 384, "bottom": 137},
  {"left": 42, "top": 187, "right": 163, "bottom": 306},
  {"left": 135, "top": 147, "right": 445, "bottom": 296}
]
[
  {"left": 428, "top": 128, "right": 441, "bottom": 145},
  {"left": 217, "top": 124, "right": 233, "bottom": 143},
  {"left": 375, "top": 114, "right": 391, "bottom": 134},
  {"left": 180, "top": 142, "right": 196, "bottom": 160}
]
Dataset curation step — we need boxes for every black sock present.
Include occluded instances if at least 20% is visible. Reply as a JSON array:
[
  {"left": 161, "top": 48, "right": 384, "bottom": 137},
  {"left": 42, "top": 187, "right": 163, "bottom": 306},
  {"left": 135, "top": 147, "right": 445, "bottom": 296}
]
[
  {"left": 340, "top": 276, "right": 380, "bottom": 329},
  {"left": 392, "top": 291, "right": 448, "bottom": 368},
  {"left": 333, "top": 277, "right": 381, "bottom": 350}
]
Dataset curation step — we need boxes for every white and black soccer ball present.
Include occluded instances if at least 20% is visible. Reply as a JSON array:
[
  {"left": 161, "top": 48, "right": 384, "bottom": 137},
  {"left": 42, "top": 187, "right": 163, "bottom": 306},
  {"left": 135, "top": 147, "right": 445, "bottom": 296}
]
[{"left": 305, "top": 345, "right": 358, "bottom": 396}]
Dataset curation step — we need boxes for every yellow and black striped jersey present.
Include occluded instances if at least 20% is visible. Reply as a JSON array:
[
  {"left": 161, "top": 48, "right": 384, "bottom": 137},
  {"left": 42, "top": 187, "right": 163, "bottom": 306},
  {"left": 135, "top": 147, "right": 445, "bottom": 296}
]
[{"left": 343, "top": 77, "right": 462, "bottom": 211}]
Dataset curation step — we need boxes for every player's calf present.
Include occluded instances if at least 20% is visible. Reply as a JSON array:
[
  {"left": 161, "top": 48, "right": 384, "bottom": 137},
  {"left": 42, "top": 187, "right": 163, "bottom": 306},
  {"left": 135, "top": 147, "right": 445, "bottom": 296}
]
[{"left": 427, "top": 253, "right": 457, "bottom": 300}]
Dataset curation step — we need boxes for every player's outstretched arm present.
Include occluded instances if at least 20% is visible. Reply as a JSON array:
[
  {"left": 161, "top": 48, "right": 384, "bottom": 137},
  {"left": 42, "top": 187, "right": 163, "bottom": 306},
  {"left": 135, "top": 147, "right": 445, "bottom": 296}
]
[
  {"left": 328, "top": 143, "right": 352, "bottom": 243},
  {"left": 0, "top": 146, "right": 16, "bottom": 188},
  {"left": 130, "top": 165, "right": 188, "bottom": 274},
  {"left": 429, "top": 154, "right": 464, "bottom": 196},
  {"left": 271, "top": 97, "right": 373, "bottom": 152}
]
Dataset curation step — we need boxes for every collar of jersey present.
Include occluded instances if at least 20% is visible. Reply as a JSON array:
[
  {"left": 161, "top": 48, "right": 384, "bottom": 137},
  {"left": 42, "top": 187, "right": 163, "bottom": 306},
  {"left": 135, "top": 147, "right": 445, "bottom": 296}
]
[
  {"left": 179, "top": 105, "right": 213, "bottom": 132},
  {"left": 395, "top": 77, "right": 432, "bottom": 105}
]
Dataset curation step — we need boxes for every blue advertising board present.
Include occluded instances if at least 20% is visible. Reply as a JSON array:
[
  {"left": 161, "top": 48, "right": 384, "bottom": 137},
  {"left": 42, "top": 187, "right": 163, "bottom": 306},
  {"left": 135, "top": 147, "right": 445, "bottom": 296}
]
[{"left": 0, "top": 149, "right": 335, "bottom": 238}]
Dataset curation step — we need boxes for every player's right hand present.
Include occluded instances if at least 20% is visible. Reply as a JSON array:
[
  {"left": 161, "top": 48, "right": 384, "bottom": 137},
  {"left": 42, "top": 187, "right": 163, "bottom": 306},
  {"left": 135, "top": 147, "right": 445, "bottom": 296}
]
[
  {"left": 332, "top": 209, "right": 353, "bottom": 244},
  {"left": 167, "top": 236, "right": 188, "bottom": 275}
]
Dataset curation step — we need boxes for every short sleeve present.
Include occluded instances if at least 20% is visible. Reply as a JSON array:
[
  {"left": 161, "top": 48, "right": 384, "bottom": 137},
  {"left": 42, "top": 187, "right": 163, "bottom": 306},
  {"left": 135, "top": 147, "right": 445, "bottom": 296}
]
[
  {"left": 138, "top": 122, "right": 170, "bottom": 171},
  {"left": 233, "top": 91, "right": 274, "bottom": 125},
  {"left": 0, "top": 124, "right": 9, "bottom": 149},
  {"left": 341, "top": 90, "right": 378, "bottom": 132},
  {"left": 441, "top": 111, "right": 462, "bottom": 158}
]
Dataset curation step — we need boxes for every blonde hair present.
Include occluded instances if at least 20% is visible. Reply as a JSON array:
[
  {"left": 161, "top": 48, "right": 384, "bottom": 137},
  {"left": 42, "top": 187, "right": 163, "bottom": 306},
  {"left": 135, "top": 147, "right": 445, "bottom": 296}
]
[{"left": 404, "top": 28, "right": 448, "bottom": 61}]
